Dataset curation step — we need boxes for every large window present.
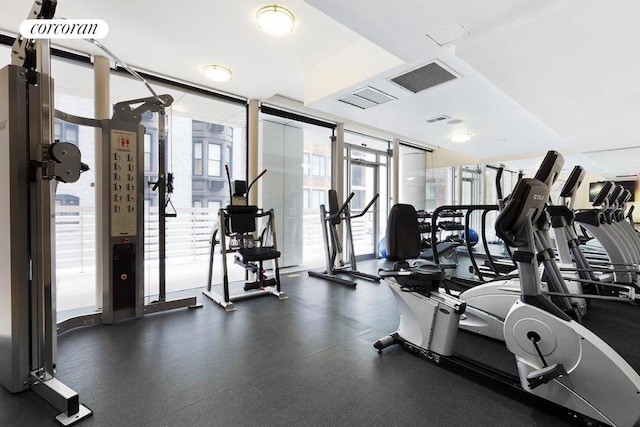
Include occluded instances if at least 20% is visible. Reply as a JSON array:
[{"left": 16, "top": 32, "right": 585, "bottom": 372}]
[
  {"left": 399, "top": 144, "right": 427, "bottom": 208},
  {"left": 259, "top": 109, "right": 335, "bottom": 269},
  {"left": 207, "top": 143, "right": 222, "bottom": 177},
  {"left": 1, "top": 43, "right": 250, "bottom": 314},
  {"left": 193, "top": 141, "right": 203, "bottom": 175},
  {"left": 425, "top": 167, "right": 453, "bottom": 210},
  {"left": 144, "top": 133, "right": 152, "bottom": 172},
  {"left": 312, "top": 154, "right": 326, "bottom": 176},
  {"left": 55, "top": 121, "right": 79, "bottom": 146}
]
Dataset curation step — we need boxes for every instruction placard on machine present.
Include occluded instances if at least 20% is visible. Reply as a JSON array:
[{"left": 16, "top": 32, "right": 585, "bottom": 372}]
[{"left": 111, "top": 129, "right": 137, "bottom": 236}]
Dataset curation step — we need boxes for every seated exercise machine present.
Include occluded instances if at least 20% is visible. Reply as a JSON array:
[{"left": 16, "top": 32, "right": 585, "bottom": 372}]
[
  {"left": 203, "top": 166, "right": 287, "bottom": 311},
  {"left": 375, "top": 177, "right": 640, "bottom": 426},
  {"left": 308, "top": 189, "right": 380, "bottom": 287}
]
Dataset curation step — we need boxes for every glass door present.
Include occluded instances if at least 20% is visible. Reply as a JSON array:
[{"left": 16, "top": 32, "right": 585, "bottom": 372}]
[{"left": 348, "top": 160, "right": 379, "bottom": 258}]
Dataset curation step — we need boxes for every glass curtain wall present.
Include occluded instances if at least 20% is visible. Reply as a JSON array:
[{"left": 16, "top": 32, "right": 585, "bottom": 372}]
[
  {"left": 459, "top": 165, "right": 483, "bottom": 240},
  {"left": 258, "top": 108, "right": 335, "bottom": 270},
  {"left": 398, "top": 144, "right": 427, "bottom": 208},
  {"left": 0, "top": 42, "right": 249, "bottom": 314},
  {"left": 109, "top": 72, "right": 247, "bottom": 300},
  {"left": 425, "top": 167, "right": 454, "bottom": 211},
  {"left": 51, "top": 55, "right": 97, "bottom": 314}
]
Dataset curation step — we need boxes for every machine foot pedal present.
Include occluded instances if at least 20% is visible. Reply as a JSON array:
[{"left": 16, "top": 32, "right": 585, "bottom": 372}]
[
  {"left": 243, "top": 281, "right": 262, "bottom": 291},
  {"left": 526, "top": 363, "right": 567, "bottom": 389}
]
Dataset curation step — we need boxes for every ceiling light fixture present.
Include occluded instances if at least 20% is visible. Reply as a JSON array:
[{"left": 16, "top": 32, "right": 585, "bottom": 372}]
[
  {"left": 450, "top": 132, "right": 472, "bottom": 143},
  {"left": 257, "top": 5, "right": 295, "bottom": 35},
  {"left": 203, "top": 65, "right": 233, "bottom": 82}
]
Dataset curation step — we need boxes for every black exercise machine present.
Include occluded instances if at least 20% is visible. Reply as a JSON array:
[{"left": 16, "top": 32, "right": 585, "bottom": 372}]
[
  {"left": 203, "top": 166, "right": 287, "bottom": 311},
  {"left": 308, "top": 189, "right": 380, "bottom": 287}
]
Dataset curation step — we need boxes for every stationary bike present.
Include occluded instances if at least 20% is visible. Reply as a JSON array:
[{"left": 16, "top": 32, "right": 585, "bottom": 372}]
[{"left": 375, "top": 177, "right": 640, "bottom": 426}]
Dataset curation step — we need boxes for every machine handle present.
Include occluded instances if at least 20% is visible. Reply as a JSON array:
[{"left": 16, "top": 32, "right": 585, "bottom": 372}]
[
  {"left": 496, "top": 164, "right": 504, "bottom": 201},
  {"left": 327, "top": 192, "right": 355, "bottom": 221},
  {"left": 350, "top": 193, "right": 379, "bottom": 219},
  {"left": 494, "top": 197, "right": 524, "bottom": 247},
  {"left": 246, "top": 169, "right": 268, "bottom": 198}
]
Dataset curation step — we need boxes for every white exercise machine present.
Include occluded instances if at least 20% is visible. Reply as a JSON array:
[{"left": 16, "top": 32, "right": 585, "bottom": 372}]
[{"left": 375, "top": 176, "right": 640, "bottom": 426}]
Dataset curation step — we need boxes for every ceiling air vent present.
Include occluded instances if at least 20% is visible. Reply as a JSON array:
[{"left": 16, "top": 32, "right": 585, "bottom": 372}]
[
  {"left": 338, "top": 86, "right": 397, "bottom": 110},
  {"left": 391, "top": 61, "right": 458, "bottom": 93},
  {"left": 426, "top": 115, "right": 450, "bottom": 124}
]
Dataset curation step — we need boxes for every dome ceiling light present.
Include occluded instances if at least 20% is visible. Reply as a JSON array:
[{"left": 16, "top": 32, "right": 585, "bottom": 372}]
[
  {"left": 203, "top": 65, "right": 233, "bottom": 82},
  {"left": 257, "top": 5, "right": 295, "bottom": 35},
  {"left": 450, "top": 132, "right": 473, "bottom": 143}
]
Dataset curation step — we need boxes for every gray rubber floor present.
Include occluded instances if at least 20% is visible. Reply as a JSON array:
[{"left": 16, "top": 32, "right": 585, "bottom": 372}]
[{"left": 0, "top": 261, "right": 615, "bottom": 427}]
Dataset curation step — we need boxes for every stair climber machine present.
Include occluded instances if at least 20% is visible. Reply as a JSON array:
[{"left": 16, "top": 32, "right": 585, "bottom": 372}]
[
  {"left": 308, "top": 189, "right": 380, "bottom": 287},
  {"left": 548, "top": 166, "right": 637, "bottom": 304},
  {"left": 203, "top": 166, "right": 287, "bottom": 311},
  {"left": 374, "top": 177, "right": 640, "bottom": 426},
  {"left": 440, "top": 151, "right": 585, "bottom": 340}
]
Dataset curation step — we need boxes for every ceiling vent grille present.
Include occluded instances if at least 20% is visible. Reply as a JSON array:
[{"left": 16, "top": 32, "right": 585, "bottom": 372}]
[
  {"left": 426, "top": 115, "right": 450, "bottom": 124},
  {"left": 338, "top": 87, "right": 396, "bottom": 109},
  {"left": 391, "top": 61, "right": 458, "bottom": 93}
]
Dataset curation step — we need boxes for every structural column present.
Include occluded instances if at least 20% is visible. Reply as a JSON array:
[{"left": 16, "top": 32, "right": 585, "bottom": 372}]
[
  {"left": 333, "top": 123, "right": 345, "bottom": 206},
  {"left": 248, "top": 99, "right": 259, "bottom": 206},
  {"left": 480, "top": 164, "right": 487, "bottom": 204},
  {"left": 392, "top": 138, "right": 400, "bottom": 205},
  {"left": 94, "top": 55, "right": 109, "bottom": 309},
  {"left": 456, "top": 166, "right": 463, "bottom": 205}
]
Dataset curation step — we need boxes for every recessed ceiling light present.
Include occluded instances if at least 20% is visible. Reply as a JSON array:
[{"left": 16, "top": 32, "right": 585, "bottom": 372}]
[
  {"left": 203, "top": 65, "right": 232, "bottom": 82},
  {"left": 257, "top": 5, "right": 295, "bottom": 35},
  {"left": 450, "top": 132, "right": 472, "bottom": 143}
]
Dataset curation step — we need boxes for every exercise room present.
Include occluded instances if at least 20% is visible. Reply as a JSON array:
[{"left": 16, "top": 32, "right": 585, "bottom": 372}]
[{"left": 1, "top": 1, "right": 639, "bottom": 426}]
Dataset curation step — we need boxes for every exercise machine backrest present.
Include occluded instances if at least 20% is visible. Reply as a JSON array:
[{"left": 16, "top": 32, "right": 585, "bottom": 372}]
[
  {"left": 227, "top": 205, "right": 260, "bottom": 234},
  {"left": 386, "top": 204, "right": 421, "bottom": 261}
]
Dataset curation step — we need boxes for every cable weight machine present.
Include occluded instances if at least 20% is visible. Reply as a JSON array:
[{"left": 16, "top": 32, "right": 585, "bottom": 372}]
[{"left": 0, "top": 1, "right": 93, "bottom": 423}]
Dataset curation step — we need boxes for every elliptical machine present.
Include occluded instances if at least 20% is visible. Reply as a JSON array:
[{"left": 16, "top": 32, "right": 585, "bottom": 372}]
[
  {"left": 375, "top": 176, "right": 640, "bottom": 426},
  {"left": 308, "top": 189, "right": 380, "bottom": 287}
]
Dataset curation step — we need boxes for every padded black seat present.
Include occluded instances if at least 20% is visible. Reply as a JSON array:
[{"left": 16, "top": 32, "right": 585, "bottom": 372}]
[
  {"left": 382, "top": 204, "right": 443, "bottom": 292},
  {"left": 238, "top": 247, "right": 281, "bottom": 262}
]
